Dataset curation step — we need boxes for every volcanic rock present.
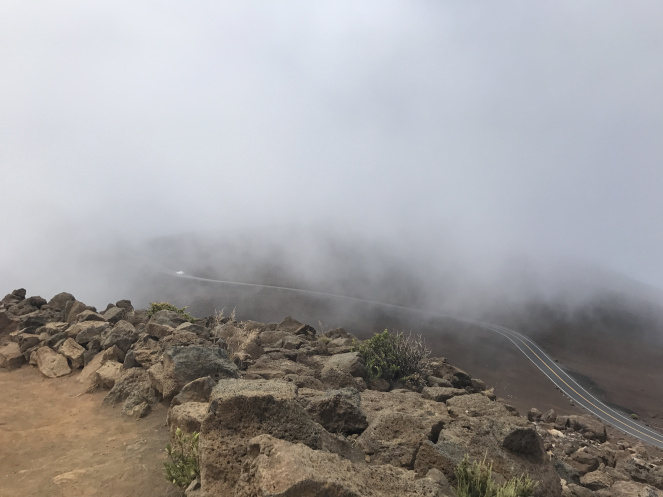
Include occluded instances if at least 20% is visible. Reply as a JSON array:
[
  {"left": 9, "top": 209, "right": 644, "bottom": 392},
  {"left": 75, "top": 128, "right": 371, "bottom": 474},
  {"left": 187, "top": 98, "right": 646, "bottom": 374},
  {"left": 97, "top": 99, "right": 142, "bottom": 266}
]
[
  {"left": 34, "top": 346, "right": 71, "bottom": 378},
  {"left": 421, "top": 386, "right": 468, "bottom": 403},
  {"left": 103, "top": 367, "right": 158, "bottom": 417},
  {"left": 302, "top": 387, "right": 368, "bottom": 435},
  {"left": 171, "top": 376, "right": 217, "bottom": 407},
  {"left": 324, "top": 351, "right": 367, "bottom": 377},
  {"left": 47, "top": 292, "right": 75, "bottom": 312},
  {"left": 167, "top": 402, "right": 208, "bottom": 434},
  {"left": 148, "top": 346, "right": 238, "bottom": 399},
  {"left": 0, "top": 342, "right": 25, "bottom": 370},
  {"left": 199, "top": 379, "right": 355, "bottom": 495},
  {"left": 59, "top": 338, "right": 86, "bottom": 369},
  {"left": 234, "top": 434, "right": 445, "bottom": 497},
  {"left": 102, "top": 306, "right": 127, "bottom": 324},
  {"left": 567, "top": 415, "right": 608, "bottom": 442},
  {"left": 101, "top": 320, "right": 139, "bottom": 352}
]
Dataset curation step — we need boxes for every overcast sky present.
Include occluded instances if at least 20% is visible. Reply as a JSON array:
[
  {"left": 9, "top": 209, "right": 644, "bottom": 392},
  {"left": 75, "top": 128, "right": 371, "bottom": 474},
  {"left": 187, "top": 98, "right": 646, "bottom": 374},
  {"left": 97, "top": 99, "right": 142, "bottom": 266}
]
[{"left": 2, "top": 1, "right": 662, "bottom": 303}]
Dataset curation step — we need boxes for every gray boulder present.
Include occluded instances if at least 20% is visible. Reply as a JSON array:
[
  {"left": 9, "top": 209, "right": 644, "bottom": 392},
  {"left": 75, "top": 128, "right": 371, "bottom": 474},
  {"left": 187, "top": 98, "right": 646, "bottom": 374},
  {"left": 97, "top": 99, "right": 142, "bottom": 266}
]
[
  {"left": 47, "top": 292, "right": 75, "bottom": 311},
  {"left": 234, "top": 435, "right": 445, "bottom": 497},
  {"left": 8, "top": 301, "right": 37, "bottom": 316},
  {"left": 0, "top": 310, "right": 19, "bottom": 335},
  {"left": 64, "top": 300, "right": 95, "bottom": 323},
  {"left": 17, "top": 333, "right": 41, "bottom": 355},
  {"left": 26, "top": 296, "right": 47, "bottom": 308},
  {"left": 324, "top": 352, "right": 367, "bottom": 378},
  {"left": 75, "top": 310, "right": 107, "bottom": 323},
  {"left": 167, "top": 402, "right": 208, "bottom": 434},
  {"left": 320, "top": 365, "right": 361, "bottom": 390},
  {"left": 567, "top": 415, "right": 607, "bottom": 442},
  {"left": 616, "top": 457, "right": 663, "bottom": 491},
  {"left": 69, "top": 321, "right": 110, "bottom": 345},
  {"left": 528, "top": 408, "right": 543, "bottom": 422},
  {"left": 171, "top": 376, "right": 217, "bottom": 406},
  {"left": 115, "top": 299, "right": 134, "bottom": 312},
  {"left": 78, "top": 346, "right": 121, "bottom": 388},
  {"left": 303, "top": 387, "right": 368, "bottom": 435},
  {"left": 102, "top": 306, "right": 127, "bottom": 324},
  {"left": 421, "top": 386, "right": 468, "bottom": 403},
  {"left": 258, "top": 329, "right": 287, "bottom": 347},
  {"left": 175, "top": 322, "right": 211, "bottom": 339},
  {"left": 1, "top": 288, "right": 25, "bottom": 305},
  {"left": 101, "top": 320, "right": 139, "bottom": 352},
  {"left": 19, "top": 312, "right": 50, "bottom": 329},
  {"left": 276, "top": 316, "right": 304, "bottom": 332},
  {"left": 103, "top": 368, "right": 158, "bottom": 418},
  {"left": 122, "top": 349, "right": 139, "bottom": 369},
  {"left": 34, "top": 346, "right": 71, "bottom": 378},
  {"left": 246, "top": 356, "right": 315, "bottom": 380},
  {"left": 145, "top": 322, "right": 175, "bottom": 339},
  {"left": 0, "top": 342, "right": 25, "bottom": 370},
  {"left": 129, "top": 335, "right": 160, "bottom": 367},
  {"left": 610, "top": 481, "right": 663, "bottom": 497},
  {"left": 39, "top": 322, "right": 69, "bottom": 336},
  {"left": 200, "top": 379, "right": 356, "bottom": 496},
  {"left": 553, "top": 459, "right": 581, "bottom": 485},
  {"left": 149, "top": 309, "right": 189, "bottom": 328},
  {"left": 579, "top": 470, "right": 613, "bottom": 490},
  {"left": 148, "top": 346, "right": 239, "bottom": 399},
  {"left": 502, "top": 427, "right": 547, "bottom": 463},
  {"left": 356, "top": 411, "right": 442, "bottom": 468},
  {"left": 59, "top": 338, "right": 86, "bottom": 369}
]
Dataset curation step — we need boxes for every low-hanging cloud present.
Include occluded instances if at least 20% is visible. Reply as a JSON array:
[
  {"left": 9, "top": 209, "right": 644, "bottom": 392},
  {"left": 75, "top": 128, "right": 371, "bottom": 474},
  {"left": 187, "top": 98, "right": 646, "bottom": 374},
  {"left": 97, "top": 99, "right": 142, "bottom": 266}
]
[{"left": 1, "top": 1, "right": 663, "bottom": 310}]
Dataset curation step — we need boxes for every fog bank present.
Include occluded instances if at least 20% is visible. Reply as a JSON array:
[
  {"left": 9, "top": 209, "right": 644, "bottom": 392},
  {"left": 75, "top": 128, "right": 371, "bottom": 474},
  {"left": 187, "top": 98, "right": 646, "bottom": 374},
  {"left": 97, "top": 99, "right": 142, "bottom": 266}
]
[{"left": 2, "top": 2, "right": 662, "bottom": 313}]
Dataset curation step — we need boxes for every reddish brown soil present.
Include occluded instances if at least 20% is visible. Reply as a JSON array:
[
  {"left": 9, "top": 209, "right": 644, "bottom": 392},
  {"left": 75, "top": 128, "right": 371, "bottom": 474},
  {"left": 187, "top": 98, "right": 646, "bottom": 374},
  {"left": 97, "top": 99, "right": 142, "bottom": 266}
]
[
  {"left": 425, "top": 325, "right": 663, "bottom": 432},
  {"left": 0, "top": 366, "right": 181, "bottom": 497}
]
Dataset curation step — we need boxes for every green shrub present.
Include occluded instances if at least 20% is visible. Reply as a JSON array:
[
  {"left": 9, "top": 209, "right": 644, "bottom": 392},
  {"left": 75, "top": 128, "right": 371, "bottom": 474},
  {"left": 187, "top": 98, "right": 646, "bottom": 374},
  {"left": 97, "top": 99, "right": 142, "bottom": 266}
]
[
  {"left": 148, "top": 302, "right": 195, "bottom": 323},
  {"left": 455, "top": 455, "right": 537, "bottom": 497},
  {"left": 164, "top": 428, "right": 200, "bottom": 488},
  {"left": 353, "top": 329, "right": 431, "bottom": 384},
  {"left": 631, "top": 413, "right": 639, "bottom": 420}
]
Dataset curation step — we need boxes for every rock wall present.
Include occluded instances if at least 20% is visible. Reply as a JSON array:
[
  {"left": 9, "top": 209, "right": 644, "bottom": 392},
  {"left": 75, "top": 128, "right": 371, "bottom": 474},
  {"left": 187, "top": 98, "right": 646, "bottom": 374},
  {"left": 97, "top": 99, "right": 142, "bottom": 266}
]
[{"left": 2, "top": 287, "right": 662, "bottom": 497}]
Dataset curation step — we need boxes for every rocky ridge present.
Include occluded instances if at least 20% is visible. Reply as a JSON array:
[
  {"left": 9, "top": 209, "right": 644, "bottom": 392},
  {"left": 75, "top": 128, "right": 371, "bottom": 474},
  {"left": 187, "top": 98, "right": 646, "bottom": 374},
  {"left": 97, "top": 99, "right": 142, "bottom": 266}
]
[{"left": 1, "top": 287, "right": 662, "bottom": 497}]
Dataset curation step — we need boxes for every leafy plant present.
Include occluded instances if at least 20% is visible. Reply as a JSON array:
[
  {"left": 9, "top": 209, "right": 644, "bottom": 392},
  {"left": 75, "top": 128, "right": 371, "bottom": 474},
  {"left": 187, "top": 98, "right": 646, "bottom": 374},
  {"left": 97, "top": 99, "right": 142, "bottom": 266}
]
[
  {"left": 148, "top": 302, "right": 195, "bottom": 323},
  {"left": 631, "top": 413, "right": 639, "bottom": 420},
  {"left": 353, "top": 329, "right": 431, "bottom": 384},
  {"left": 164, "top": 428, "right": 200, "bottom": 488},
  {"left": 455, "top": 454, "right": 537, "bottom": 497}
]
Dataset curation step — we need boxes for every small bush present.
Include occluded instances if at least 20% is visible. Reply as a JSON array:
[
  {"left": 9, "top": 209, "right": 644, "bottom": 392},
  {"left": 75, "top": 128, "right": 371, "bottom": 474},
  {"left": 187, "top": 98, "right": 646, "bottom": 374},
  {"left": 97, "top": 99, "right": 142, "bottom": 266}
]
[
  {"left": 164, "top": 428, "right": 200, "bottom": 488},
  {"left": 455, "top": 454, "right": 537, "bottom": 497},
  {"left": 631, "top": 413, "right": 639, "bottom": 420},
  {"left": 148, "top": 302, "right": 195, "bottom": 323},
  {"left": 354, "top": 329, "right": 431, "bottom": 384}
]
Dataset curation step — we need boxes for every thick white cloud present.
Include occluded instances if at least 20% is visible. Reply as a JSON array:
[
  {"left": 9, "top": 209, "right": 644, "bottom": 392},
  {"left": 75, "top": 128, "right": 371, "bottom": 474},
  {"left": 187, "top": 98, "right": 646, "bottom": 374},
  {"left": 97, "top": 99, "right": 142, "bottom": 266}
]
[{"left": 1, "top": 1, "right": 662, "bottom": 303}]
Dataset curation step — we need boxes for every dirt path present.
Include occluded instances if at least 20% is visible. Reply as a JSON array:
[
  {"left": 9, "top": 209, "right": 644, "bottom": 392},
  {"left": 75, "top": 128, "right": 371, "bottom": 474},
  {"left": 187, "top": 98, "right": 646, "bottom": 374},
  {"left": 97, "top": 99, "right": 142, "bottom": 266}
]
[{"left": 0, "top": 366, "right": 181, "bottom": 497}]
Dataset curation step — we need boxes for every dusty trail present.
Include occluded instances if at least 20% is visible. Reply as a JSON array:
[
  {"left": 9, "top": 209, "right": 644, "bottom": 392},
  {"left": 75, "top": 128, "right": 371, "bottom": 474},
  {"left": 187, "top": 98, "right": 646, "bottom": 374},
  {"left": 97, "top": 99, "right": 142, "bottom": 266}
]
[{"left": 0, "top": 366, "right": 180, "bottom": 497}]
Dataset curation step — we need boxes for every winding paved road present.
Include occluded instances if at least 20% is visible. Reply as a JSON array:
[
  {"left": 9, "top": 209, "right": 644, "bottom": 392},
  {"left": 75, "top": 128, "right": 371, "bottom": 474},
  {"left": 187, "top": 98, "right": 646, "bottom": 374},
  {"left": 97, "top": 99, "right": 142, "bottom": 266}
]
[
  {"left": 463, "top": 319, "right": 663, "bottom": 449},
  {"left": 164, "top": 269, "right": 663, "bottom": 448}
]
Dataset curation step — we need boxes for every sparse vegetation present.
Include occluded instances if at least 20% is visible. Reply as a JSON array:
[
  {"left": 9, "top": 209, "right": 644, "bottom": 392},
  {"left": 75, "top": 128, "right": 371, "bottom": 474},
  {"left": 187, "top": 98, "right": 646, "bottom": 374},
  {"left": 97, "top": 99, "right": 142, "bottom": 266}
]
[
  {"left": 164, "top": 428, "right": 200, "bottom": 489},
  {"left": 148, "top": 302, "right": 195, "bottom": 323},
  {"left": 209, "top": 309, "right": 258, "bottom": 368},
  {"left": 211, "top": 308, "right": 227, "bottom": 329},
  {"left": 455, "top": 454, "right": 537, "bottom": 497},
  {"left": 354, "top": 329, "right": 431, "bottom": 384},
  {"left": 631, "top": 413, "right": 639, "bottom": 420}
]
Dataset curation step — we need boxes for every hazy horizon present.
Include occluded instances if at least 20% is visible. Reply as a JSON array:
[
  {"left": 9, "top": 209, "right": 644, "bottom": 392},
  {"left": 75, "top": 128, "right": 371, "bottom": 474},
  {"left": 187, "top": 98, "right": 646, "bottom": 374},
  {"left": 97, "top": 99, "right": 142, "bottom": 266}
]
[{"left": 2, "top": 2, "right": 662, "bottom": 311}]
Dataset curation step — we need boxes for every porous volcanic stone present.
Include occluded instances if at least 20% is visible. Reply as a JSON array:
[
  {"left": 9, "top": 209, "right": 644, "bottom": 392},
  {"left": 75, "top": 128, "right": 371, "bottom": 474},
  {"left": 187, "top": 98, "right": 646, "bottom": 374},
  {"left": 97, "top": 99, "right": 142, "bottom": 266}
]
[
  {"left": 148, "top": 346, "right": 239, "bottom": 399},
  {"left": 34, "top": 346, "right": 71, "bottom": 378}
]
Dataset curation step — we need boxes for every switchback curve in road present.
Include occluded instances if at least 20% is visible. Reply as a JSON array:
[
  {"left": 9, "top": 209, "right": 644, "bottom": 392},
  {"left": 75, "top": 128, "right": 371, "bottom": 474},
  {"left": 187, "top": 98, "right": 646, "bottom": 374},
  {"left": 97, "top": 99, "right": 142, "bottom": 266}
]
[{"left": 160, "top": 269, "right": 663, "bottom": 448}]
